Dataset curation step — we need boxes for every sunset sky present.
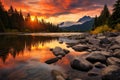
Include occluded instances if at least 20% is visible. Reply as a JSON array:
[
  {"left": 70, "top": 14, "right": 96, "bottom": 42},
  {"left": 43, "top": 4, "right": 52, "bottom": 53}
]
[{"left": 2, "top": 0, "right": 116, "bottom": 24}]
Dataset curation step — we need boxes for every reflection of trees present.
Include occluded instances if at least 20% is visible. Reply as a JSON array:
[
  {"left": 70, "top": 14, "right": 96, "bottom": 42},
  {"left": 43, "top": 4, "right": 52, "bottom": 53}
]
[{"left": 0, "top": 35, "right": 58, "bottom": 62}]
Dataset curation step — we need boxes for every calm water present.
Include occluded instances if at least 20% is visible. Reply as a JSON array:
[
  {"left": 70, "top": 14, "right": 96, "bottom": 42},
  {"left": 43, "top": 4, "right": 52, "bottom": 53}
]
[{"left": 0, "top": 33, "right": 86, "bottom": 80}]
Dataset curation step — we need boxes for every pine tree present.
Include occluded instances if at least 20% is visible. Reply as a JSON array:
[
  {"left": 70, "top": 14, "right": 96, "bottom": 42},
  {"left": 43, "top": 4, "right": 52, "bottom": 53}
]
[
  {"left": 93, "top": 15, "right": 98, "bottom": 30},
  {"left": 110, "top": 0, "right": 120, "bottom": 28},
  {"left": 0, "top": 18, "right": 5, "bottom": 32},
  {"left": 0, "top": 2, "right": 9, "bottom": 29},
  {"left": 98, "top": 4, "right": 110, "bottom": 26}
]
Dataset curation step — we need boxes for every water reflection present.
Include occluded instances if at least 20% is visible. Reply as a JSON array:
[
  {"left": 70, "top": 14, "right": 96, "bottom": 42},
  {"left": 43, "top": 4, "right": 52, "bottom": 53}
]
[
  {"left": 0, "top": 35, "right": 58, "bottom": 62},
  {"left": 0, "top": 34, "right": 85, "bottom": 80}
]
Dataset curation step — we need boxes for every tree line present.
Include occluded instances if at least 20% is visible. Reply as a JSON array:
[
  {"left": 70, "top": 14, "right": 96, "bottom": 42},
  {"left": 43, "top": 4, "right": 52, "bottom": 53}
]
[
  {"left": 92, "top": 0, "right": 120, "bottom": 32},
  {"left": 0, "top": 2, "right": 61, "bottom": 32}
]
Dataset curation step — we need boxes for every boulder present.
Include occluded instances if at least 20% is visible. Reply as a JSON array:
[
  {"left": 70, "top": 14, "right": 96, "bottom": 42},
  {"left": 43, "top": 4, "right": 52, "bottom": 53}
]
[
  {"left": 88, "top": 39, "right": 100, "bottom": 45},
  {"left": 101, "top": 65, "right": 120, "bottom": 80},
  {"left": 70, "top": 58, "right": 93, "bottom": 71},
  {"left": 105, "top": 32, "right": 119, "bottom": 37},
  {"left": 115, "top": 36, "right": 120, "bottom": 43},
  {"left": 72, "top": 44, "right": 89, "bottom": 52},
  {"left": 86, "top": 52, "right": 106, "bottom": 63},
  {"left": 79, "top": 39, "right": 88, "bottom": 44},
  {"left": 109, "top": 44, "right": 120, "bottom": 51},
  {"left": 73, "top": 78, "right": 82, "bottom": 80},
  {"left": 52, "top": 47, "right": 67, "bottom": 56},
  {"left": 97, "top": 36, "right": 106, "bottom": 39},
  {"left": 107, "top": 57, "right": 120, "bottom": 66},
  {"left": 88, "top": 71, "right": 99, "bottom": 77},
  {"left": 113, "top": 49, "right": 120, "bottom": 58},
  {"left": 52, "top": 70, "right": 66, "bottom": 80},
  {"left": 94, "top": 62, "right": 106, "bottom": 69},
  {"left": 63, "top": 49, "right": 70, "bottom": 54},
  {"left": 100, "top": 38, "right": 111, "bottom": 44},
  {"left": 45, "top": 58, "right": 59, "bottom": 64},
  {"left": 100, "top": 51, "right": 112, "bottom": 57}
]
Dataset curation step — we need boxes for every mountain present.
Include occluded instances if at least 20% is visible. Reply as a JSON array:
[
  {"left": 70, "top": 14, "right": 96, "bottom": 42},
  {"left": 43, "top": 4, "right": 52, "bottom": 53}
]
[
  {"left": 59, "top": 21, "right": 83, "bottom": 27},
  {"left": 59, "top": 16, "right": 93, "bottom": 27},
  {"left": 59, "top": 16, "right": 94, "bottom": 32},
  {"left": 77, "top": 16, "right": 92, "bottom": 23}
]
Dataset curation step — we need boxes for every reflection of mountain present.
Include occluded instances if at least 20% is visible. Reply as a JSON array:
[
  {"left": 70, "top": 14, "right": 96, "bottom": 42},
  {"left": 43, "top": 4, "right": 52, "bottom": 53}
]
[
  {"left": 59, "top": 16, "right": 94, "bottom": 32},
  {"left": 0, "top": 35, "right": 58, "bottom": 62}
]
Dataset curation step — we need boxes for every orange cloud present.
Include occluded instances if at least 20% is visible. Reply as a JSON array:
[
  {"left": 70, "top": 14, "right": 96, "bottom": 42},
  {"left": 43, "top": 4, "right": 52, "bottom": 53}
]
[{"left": 1, "top": 0, "right": 115, "bottom": 24}]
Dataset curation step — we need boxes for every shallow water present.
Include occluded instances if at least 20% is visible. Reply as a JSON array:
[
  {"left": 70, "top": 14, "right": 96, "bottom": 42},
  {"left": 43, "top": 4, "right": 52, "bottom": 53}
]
[{"left": 0, "top": 33, "right": 86, "bottom": 80}]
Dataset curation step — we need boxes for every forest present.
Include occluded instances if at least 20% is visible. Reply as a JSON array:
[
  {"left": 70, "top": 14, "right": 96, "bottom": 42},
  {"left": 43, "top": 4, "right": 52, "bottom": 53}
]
[
  {"left": 92, "top": 0, "right": 120, "bottom": 33},
  {"left": 0, "top": 2, "right": 61, "bottom": 32}
]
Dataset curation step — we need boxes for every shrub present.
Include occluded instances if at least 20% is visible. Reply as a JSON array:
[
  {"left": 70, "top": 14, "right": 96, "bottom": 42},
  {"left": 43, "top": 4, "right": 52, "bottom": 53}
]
[
  {"left": 91, "top": 25, "right": 112, "bottom": 34},
  {"left": 115, "top": 23, "right": 120, "bottom": 31}
]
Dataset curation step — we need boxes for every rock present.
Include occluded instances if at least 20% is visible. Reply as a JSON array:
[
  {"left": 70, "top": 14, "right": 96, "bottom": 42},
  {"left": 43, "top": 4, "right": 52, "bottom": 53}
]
[
  {"left": 100, "top": 38, "right": 111, "bottom": 44},
  {"left": 70, "top": 58, "right": 93, "bottom": 71},
  {"left": 94, "top": 62, "right": 106, "bottom": 69},
  {"left": 72, "top": 44, "right": 89, "bottom": 52},
  {"left": 97, "top": 36, "right": 106, "bottom": 39},
  {"left": 88, "top": 71, "right": 99, "bottom": 77},
  {"left": 45, "top": 58, "right": 59, "bottom": 64},
  {"left": 57, "top": 55, "right": 63, "bottom": 59},
  {"left": 100, "top": 51, "right": 112, "bottom": 57},
  {"left": 59, "top": 41, "right": 63, "bottom": 44},
  {"left": 52, "top": 47, "right": 66, "bottom": 56},
  {"left": 107, "top": 57, "right": 120, "bottom": 66},
  {"left": 88, "top": 39, "right": 100, "bottom": 45},
  {"left": 73, "top": 78, "right": 82, "bottom": 80},
  {"left": 105, "top": 32, "right": 119, "bottom": 37},
  {"left": 66, "top": 41, "right": 79, "bottom": 47},
  {"left": 109, "top": 44, "right": 120, "bottom": 51},
  {"left": 101, "top": 65, "right": 120, "bottom": 80},
  {"left": 63, "top": 49, "right": 70, "bottom": 54},
  {"left": 115, "top": 36, "right": 120, "bottom": 43},
  {"left": 79, "top": 39, "right": 88, "bottom": 44},
  {"left": 86, "top": 52, "right": 106, "bottom": 63},
  {"left": 113, "top": 49, "right": 120, "bottom": 58},
  {"left": 52, "top": 70, "right": 66, "bottom": 80}
]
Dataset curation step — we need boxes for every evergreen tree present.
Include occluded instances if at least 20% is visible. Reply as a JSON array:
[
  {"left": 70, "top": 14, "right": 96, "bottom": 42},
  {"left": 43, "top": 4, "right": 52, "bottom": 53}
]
[
  {"left": 110, "top": 0, "right": 120, "bottom": 28},
  {"left": 98, "top": 4, "right": 110, "bottom": 26},
  {"left": 0, "top": 18, "right": 5, "bottom": 32},
  {"left": 93, "top": 15, "right": 98, "bottom": 30},
  {"left": 0, "top": 2, "right": 9, "bottom": 29}
]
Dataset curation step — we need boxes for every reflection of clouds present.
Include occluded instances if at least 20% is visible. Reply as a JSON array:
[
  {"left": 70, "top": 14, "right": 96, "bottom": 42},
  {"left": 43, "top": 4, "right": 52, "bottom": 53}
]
[{"left": 7, "top": 61, "right": 64, "bottom": 80}]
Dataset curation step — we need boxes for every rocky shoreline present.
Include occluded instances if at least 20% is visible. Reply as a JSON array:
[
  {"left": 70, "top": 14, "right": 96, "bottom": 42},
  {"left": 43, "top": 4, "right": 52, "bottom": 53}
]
[{"left": 50, "top": 32, "right": 120, "bottom": 80}]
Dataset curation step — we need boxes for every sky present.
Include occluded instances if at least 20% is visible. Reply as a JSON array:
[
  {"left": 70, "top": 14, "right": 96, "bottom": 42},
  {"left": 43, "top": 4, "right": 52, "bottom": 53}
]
[{"left": 1, "top": 0, "right": 116, "bottom": 24}]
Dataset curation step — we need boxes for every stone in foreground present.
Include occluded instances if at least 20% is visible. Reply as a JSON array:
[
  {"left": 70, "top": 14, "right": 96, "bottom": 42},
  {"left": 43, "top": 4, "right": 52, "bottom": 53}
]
[
  {"left": 86, "top": 52, "right": 106, "bottom": 63},
  {"left": 101, "top": 65, "right": 120, "bottom": 80},
  {"left": 70, "top": 58, "right": 93, "bottom": 71}
]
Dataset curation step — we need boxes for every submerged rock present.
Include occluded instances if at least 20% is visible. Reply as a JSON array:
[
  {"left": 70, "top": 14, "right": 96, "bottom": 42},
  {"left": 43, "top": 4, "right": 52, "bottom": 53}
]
[
  {"left": 45, "top": 58, "right": 59, "bottom": 64},
  {"left": 52, "top": 47, "right": 69, "bottom": 57},
  {"left": 70, "top": 58, "right": 93, "bottom": 71},
  {"left": 101, "top": 65, "right": 120, "bottom": 80}
]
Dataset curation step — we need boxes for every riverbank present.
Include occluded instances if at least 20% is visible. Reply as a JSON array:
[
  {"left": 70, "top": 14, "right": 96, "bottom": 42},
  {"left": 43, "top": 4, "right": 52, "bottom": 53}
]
[{"left": 55, "top": 32, "right": 120, "bottom": 80}]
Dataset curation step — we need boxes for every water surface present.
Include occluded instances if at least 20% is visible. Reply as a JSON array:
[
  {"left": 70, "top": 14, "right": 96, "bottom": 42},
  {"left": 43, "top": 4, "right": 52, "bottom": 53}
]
[{"left": 0, "top": 33, "right": 85, "bottom": 80}]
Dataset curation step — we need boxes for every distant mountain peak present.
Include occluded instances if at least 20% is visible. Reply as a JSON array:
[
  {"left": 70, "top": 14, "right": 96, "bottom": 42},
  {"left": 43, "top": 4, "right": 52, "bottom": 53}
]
[{"left": 77, "top": 16, "right": 92, "bottom": 23}]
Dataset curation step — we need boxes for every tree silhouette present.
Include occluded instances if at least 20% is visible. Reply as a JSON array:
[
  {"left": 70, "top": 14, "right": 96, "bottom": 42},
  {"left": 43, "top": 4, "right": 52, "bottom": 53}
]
[
  {"left": 110, "top": 0, "right": 120, "bottom": 28},
  {"left": 0, "top": 1, "right": 61, "bottom": 32}
]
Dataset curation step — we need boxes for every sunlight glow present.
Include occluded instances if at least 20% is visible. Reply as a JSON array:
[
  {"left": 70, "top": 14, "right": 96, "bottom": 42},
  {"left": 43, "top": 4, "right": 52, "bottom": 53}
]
[{"left": 31, "top": 16, "right": 35, "bottom": 22}]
